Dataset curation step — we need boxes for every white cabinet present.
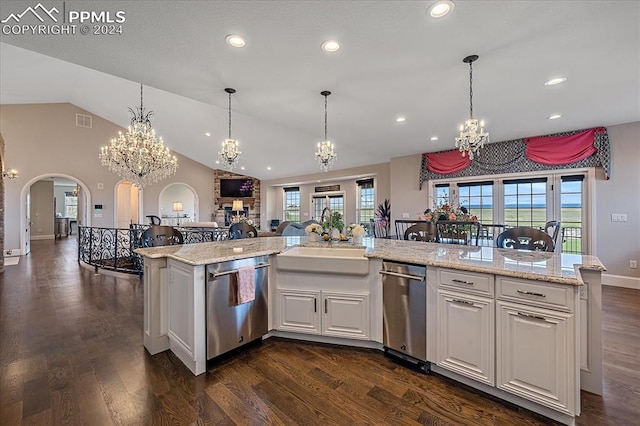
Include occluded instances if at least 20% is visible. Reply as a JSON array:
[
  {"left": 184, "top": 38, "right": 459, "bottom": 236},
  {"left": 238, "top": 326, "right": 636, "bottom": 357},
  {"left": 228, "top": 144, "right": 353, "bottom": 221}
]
[
  {"left": 323, "top": 292, "right": 369, "bottom": 339},
  {"left": 277, "top": 289, "right": 321, "bottom": 334},
  {"left": 436, "top": 290, "right": 494, "bottom": 386},
  {"left": 277, "top": 289, "right": 369, "bottom": 340},
  {"left": 496, "top": 301, "right": 575, "bottom": 415}
]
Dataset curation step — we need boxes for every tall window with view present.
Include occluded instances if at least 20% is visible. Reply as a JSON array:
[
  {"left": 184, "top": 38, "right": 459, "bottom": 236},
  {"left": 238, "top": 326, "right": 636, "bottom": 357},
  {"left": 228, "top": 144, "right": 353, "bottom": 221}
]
[
  {"left": 503, "top": 178, "right": 547, "bottom": 228},
  {"left": 283, "top": 187, "right": 300, "bottom": 222},
  {"left": 561, "top": 175, "right": 584, "bottom": 254},
  {"left": 458, "top": 181, "right": 493, "bottom": 223},
  {"left": 356, "top": 178, "right": 375, "bottom": 229}
]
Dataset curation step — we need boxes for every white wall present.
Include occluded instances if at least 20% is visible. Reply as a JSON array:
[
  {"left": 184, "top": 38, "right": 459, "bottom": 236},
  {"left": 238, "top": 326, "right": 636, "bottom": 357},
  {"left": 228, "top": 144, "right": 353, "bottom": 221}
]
[
  {"left": 1, "top": 103, "right": 218, "bottom": 251},
  {"left": 53, "top": 184, "right": 76, "bottom": 217},
  {"left": 30, "top": 180, "right": 54, "bottom": 238}
]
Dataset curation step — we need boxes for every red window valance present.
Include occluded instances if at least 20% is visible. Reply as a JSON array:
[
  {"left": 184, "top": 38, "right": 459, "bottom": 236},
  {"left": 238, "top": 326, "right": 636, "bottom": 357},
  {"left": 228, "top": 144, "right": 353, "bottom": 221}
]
[
  {"left": 525, "top": 127, "right": 605, "bottom": 165},
  {"left": 424, "top": 151, "right": 471, "bottom": 174}
]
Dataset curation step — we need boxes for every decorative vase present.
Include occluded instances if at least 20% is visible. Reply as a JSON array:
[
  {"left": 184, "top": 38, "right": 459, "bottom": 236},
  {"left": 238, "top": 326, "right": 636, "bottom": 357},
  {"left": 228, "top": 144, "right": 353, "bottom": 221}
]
[
  {"left": 331, "top": 228, "right": 340, "bottom": 240},
  {"left": 308, "top": 233, "right": 319, "bottom": 242},
  {"left": 352, "top": 235, "right": 363, "bottom": 245}
]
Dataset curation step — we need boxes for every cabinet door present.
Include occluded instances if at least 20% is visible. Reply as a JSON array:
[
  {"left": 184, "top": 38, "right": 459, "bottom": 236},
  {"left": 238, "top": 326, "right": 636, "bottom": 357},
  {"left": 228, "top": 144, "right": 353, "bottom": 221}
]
[
  {"left": 168, "top": 263, "right": 195, "bottom": 355},
  {"left": 277, "top": 289, "right": 321, "bottom": 335},
  {"left": 437, "top": 291, "right": 494, "bottom": 385},
  {"left": 497, "top": 301, "right": 575, "bottom": 415},
  {"left": 322, "top": 292, "right": 369, "bottom": 340}
]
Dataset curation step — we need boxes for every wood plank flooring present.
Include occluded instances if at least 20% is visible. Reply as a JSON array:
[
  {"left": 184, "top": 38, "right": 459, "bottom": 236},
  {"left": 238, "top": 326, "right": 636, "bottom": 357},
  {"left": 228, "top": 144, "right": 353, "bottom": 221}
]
[{"left": 1, "top": 238, "right": 638, "bottom": 425}]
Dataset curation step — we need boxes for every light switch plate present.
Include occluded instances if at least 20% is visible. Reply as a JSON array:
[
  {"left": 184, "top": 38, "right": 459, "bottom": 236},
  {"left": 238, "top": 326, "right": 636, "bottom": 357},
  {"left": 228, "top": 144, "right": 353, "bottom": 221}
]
[
  {"left": 611, "top": 213, "right": 627, "bottom": 222},
  {"left": 402, "top": 213, "right": 410, "bottom": 218}
]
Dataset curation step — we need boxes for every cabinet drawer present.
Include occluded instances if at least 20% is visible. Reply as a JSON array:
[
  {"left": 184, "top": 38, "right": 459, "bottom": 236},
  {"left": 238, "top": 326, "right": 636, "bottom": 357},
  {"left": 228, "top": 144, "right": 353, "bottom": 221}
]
[
  {"left": 496, "top": 277, "right": 575, "bottom": 312},
  {"left": 438, "top": 269, "right": 494, "bottom": 297}
]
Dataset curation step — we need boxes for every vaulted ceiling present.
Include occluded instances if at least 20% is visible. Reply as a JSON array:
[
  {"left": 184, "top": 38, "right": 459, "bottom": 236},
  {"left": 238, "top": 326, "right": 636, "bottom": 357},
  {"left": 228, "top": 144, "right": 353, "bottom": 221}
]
[{"left": 1, "top": 0, "right": 638, "bottom": 181}]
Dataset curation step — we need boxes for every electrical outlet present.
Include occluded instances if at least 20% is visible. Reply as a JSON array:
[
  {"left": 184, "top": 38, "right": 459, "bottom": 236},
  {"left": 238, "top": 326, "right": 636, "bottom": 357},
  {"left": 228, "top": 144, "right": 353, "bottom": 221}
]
[
  {"left": 631, "top": 260, "right": 638, "bottom": 269},
  {"left": 611, "top": 213, "right": 627, "bottom": 222}
]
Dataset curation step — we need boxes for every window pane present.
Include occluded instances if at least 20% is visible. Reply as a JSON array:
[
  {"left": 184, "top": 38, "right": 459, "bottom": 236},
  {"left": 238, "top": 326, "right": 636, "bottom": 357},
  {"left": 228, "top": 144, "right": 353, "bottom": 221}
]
[
  {"left": 504, "top": 179, "right": 547, "bottom": 227},
  {"left": 561, "top": 177, "right": 584, "bottom": 254},
  {"left": 284, "top": 189, "right": 300, "bottom": 222}
]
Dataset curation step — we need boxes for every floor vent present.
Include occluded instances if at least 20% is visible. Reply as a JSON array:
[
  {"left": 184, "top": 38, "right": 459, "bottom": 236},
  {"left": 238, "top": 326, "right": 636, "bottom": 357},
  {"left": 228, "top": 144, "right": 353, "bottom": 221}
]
[{"left": 76, "top": 114, "right": 92, "bottom": 128}]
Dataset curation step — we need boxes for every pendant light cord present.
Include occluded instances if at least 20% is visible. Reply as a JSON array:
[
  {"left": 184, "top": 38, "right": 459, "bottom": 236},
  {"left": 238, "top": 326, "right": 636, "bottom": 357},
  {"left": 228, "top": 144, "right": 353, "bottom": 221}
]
[
  {"left": 228, "top": 91, "right": 232, "bottom": 139},
  {"left": 469, "top": 61, "right": 474, "bottom": 119},
  {"left": 324, "top": 93, "right": 328, "bottom": 140}
]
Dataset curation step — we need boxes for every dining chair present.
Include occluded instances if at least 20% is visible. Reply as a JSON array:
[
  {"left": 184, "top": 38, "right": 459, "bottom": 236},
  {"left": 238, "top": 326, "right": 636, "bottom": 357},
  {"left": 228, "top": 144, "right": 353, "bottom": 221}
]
[
  {"left": 403, "top": 222, "right": 437, "bottom": 242},
  {"left": 544, "top": 220, "right": 562, "bottom": 251},
  {"left": 140, "top": 225, "right": 184, "bottom": 247},
  {"left": 436, "top": 221, "right": 481, "bottom": 245},
  {"left": 372, "top": 218, "right": 391, "bottom": 238},
  {"left": 496, "top": 227, "right": 554, "bottom": 252},
  {"left": 478, "top": 224, "right": 506, "bottom": 246},
  {"left": 229, "top": 223, "right": 258, "bottom": 239}
]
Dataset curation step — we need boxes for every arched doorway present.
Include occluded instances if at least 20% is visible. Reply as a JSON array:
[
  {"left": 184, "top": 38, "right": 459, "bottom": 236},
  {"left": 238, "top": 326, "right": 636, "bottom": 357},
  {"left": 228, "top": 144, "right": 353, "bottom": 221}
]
[
  {"left": 158, "top": 183, "right": 198, "bottom": 226},
  {"left": 20, "top": 174, "right": 91, "bottom": 255}
]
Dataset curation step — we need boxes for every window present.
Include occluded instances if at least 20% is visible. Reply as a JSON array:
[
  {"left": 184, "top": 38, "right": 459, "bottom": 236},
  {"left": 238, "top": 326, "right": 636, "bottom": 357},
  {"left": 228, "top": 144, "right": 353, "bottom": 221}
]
[
  {"left": 64, "top": 192, "right": 78, "bottom": 218},
  {"left": 283, "top": 187, "right": 300, "bottom": 222},
  {"left": 435, "top": 184, "right": 450, "bottom": 207},
  {"left": 560, "top": 175, "right": 584, "bottom": 254},
  {"left": 356, "top": 179, "right": 375, "bottom": 225},
  {"left": 312, "top": 194, "right": 344, "bottom": 225},
  {"left": 503, "top": 178, "right": 547, "bottom": 228},
  {"left": 458, "top": 181, "right": 493, "bottom": 223}
]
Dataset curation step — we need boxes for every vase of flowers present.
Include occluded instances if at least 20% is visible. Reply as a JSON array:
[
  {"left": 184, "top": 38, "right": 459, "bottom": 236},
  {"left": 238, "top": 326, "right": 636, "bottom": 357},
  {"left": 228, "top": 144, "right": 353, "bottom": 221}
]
[
  {"left": 346, "top": 223, "right": 366, "bottom": 245},
  {"left": 375, "top": 199, "right": 391, "bottom": 237},
  {"left": 305, "top": 223, "right": 323, "bottom": 242}
]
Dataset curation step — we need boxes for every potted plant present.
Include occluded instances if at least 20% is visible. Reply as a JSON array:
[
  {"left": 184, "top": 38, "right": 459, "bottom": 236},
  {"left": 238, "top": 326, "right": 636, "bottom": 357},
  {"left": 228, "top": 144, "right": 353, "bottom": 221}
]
[
  {"left": 375, "top": 199, "right": 391, "bottom": 235},
  {"left": 323, "top": 211, "right": 344, "bottom": 240}
]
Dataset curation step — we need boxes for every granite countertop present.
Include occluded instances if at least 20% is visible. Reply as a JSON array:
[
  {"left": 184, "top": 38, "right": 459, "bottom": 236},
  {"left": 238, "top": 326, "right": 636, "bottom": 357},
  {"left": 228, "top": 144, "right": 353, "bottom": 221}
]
[{"left": 135, "top": 236, "right": 605, "bottom": 286}]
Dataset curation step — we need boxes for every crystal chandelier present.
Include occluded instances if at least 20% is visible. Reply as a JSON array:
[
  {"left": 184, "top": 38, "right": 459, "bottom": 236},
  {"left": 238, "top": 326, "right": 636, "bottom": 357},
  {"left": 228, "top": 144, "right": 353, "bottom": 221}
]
[
  {"left": 315, "top": 90, "right": 337, "bottom": 172},
  {"left": 218, "top": 88, "right": 241, "bottom": 170},
  {"left": 100, "top": 84, "right": 178, "bottom": 187},
  {"left": 455, "top": 54, "right": 489, "bottom": 160}
]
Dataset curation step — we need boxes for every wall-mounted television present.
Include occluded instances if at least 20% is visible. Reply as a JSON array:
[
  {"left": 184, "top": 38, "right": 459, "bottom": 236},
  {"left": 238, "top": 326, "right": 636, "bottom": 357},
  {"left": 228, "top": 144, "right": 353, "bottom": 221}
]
[{"left": 220, "top": 178, "right": 253, "bottom": 198}]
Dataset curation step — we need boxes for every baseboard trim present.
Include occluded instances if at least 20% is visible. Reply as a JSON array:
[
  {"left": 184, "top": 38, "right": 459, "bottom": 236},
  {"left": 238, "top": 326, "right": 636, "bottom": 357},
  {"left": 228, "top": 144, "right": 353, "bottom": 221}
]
[
  {"left": 602, "top": 273, "right": 640, "bottom": 290},
  {"left": 30, "top": 235, "right": 55, "bottom": 241}
]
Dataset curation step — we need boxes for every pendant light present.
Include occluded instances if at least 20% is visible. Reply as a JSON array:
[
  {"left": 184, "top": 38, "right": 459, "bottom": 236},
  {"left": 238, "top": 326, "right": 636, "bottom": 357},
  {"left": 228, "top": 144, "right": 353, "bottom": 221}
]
[
  {"left": 218, "top": 88, "right": 241, "bottom": 170},
  {"left": 315, "top": 90, "right": 337, "bottom": 172},
  {"left": 455, "top": 55, "right": 489, "bottom": 160}
]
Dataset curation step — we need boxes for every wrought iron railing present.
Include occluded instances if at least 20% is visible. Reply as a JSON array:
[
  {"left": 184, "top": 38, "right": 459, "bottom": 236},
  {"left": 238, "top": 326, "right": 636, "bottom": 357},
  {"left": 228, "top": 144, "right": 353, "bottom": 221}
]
[{"left": 78, "top": 225, "right": 229, "bottom": 275}]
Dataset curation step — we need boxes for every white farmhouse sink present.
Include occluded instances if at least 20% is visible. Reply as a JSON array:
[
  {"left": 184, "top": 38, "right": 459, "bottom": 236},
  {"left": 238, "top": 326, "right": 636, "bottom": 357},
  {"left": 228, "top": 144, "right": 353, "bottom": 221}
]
[{"left": 277, "top": 246, "right": 369, "bottom": 276}]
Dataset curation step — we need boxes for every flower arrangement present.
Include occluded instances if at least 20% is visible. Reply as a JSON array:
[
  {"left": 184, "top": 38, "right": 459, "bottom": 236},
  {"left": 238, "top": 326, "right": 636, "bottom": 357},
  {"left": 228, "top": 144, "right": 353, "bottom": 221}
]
[
  {"left": 375, "top": 199, "right": 391, "bottom": 229},
  {"left": 346, "top": 223, "right": 366, "bottom": 237},
  {"left": 305, "top": 223, "right": 323, "bottom": 235},
  {"left": 423, "top": 198, "right": 477, "bottom": 224}
]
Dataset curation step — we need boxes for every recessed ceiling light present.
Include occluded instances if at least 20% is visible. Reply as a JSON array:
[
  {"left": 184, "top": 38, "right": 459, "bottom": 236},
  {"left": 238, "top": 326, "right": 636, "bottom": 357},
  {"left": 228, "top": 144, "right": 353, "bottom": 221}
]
[
  {"left": 215, "top": 160, "right": 220, "bottom": 164},
  {"left": 544, "top": 77, "right": 567, "bottom": 86},
  {"left": 240, "top": 166, "right": 245, "bottom": 170},
  {"left": 428, "top": 1, "right": 455, "bottom": 18},
  {"left": 225, "top": 34, "right": 246, "bottom": 48},
  {"left": 430, "top": 136, "right": 439, "bottom": 141},
  {"left": 321, "top": 40, "right": 341, "bottom": 52},
  {"left": 205, "top": 132, "right": 211, "bottom": 137},
  {"left": 396, "top": 117, "right": 406, "bottom": 123},
  {"left": 547, "top": 114, "right": 562, "bottom": 120},
  {"left": 267, "top": 166, "right": 272, "bottom": 170}
]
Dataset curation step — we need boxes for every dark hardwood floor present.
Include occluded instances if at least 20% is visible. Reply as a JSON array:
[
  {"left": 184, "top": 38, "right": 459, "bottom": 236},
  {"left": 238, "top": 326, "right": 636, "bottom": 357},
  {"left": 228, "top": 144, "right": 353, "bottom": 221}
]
[{"left": 1, "top": 238, "right": 638, "bottom": 425}]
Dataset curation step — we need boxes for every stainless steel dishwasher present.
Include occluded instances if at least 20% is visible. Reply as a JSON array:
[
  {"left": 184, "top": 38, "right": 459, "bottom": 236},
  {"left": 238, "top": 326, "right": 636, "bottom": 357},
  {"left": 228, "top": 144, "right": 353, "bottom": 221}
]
[
  {"left": 205, "top": 255, "right": 269, "bottom": 360},
  {"left": 380, "top": 260, "right": 429, "bottom": 371}
]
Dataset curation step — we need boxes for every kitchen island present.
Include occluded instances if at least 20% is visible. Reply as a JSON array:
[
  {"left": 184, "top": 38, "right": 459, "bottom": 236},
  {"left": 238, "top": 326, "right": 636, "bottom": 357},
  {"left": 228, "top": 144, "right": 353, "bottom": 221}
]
[{"left": 136, "top": 236, "right": 604, "bottom": 426}]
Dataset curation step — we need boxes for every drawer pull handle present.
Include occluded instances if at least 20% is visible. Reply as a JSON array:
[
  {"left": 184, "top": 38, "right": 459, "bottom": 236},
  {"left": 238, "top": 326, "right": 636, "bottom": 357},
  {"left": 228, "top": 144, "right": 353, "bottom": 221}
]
[
  {"left": 517, "top": 312, "right": 547, "bottom": 322},
  {"left": 452, "top": 299, "right": 474, "bottom": 306},
  {"left": 517, "top": 290, "right": 546, "bottom": 297},
  {"left": 452, "top": 279, "right": 474, "bottom": 285}
]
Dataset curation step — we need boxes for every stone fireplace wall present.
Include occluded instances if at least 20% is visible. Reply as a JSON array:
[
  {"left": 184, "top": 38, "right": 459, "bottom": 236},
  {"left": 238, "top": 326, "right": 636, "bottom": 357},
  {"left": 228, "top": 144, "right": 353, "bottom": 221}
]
[{"left": 213, "top": 170, "right": 261, "bottom": 227}]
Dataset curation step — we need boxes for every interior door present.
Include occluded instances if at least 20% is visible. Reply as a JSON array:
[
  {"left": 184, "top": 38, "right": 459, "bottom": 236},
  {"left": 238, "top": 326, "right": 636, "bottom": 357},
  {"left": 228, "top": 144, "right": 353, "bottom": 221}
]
[
  {"left": 116, "top": 182, "right": 132, "bottom": 229},
  {"left": 24, "top": 192, "right": 31, "bottom": 254}
]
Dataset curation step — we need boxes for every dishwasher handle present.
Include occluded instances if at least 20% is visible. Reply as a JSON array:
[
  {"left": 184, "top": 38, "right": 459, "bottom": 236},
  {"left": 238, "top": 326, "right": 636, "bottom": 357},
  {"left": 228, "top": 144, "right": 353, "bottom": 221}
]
[{"left": 379, "top": 270, "right": 425, "bottom": 281}]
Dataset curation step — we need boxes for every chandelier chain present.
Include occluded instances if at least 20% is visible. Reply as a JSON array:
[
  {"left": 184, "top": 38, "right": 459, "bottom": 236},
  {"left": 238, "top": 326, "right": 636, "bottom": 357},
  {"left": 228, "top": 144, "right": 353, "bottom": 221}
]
[
  {"left": 324, "top": 93, "right": 328, "bottom": 140},
  {"left": 228, "top": 91, "right": 232, "bottom": 139},
  {"left": 469, "top": 61, "right": 473, "bottom": 119}
]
